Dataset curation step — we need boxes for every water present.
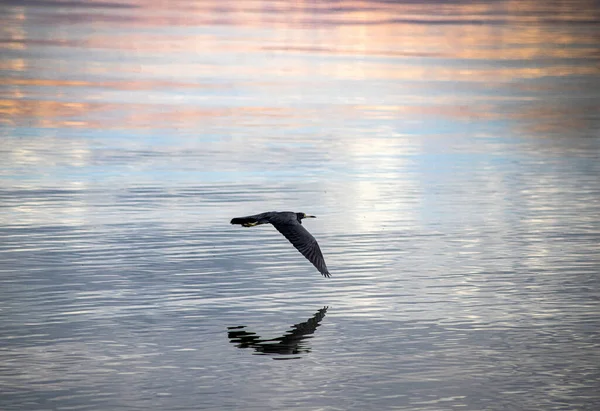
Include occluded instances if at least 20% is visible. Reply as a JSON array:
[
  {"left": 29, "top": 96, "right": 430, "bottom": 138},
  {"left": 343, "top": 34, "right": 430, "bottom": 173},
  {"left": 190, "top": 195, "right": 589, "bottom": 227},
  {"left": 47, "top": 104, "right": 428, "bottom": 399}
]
[{"left": 1, "top": 0, "right": 600, "bottom": 409}]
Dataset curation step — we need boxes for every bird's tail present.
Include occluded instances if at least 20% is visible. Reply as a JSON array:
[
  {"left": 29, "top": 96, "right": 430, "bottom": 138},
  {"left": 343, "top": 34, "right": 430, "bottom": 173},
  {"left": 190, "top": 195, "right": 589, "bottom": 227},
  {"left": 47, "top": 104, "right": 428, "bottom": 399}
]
[{"left": 230, "top": 217, "right": 259, "bottom": 227}]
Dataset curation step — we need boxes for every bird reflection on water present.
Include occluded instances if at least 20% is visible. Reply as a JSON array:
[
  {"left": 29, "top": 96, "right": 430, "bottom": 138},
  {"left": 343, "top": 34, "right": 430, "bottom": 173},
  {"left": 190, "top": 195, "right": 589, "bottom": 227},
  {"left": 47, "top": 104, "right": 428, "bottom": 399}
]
[{"left": 227, "top": 307, "right": 329, "bottom": 360}]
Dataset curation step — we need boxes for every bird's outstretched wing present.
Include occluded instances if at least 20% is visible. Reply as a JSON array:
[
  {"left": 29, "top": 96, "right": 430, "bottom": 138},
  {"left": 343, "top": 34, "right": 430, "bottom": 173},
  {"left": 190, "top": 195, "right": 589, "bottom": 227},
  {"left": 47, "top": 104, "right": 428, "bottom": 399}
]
[{"left": 269, "top": 217, "right": 330, "bottom": 277}]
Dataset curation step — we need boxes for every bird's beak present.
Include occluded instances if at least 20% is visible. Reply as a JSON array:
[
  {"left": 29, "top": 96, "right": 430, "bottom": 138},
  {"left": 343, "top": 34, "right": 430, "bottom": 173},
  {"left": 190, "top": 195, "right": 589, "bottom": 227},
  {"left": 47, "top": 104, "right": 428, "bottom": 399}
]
[{"left": 306, "top": 215, "right": 316, "bottom": 218}]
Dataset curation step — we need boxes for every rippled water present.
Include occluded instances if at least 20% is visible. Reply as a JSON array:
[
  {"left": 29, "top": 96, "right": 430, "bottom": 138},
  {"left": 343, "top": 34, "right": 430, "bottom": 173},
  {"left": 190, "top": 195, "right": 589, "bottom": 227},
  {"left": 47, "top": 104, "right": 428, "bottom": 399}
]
[{"left": 2, "top": 0, "right": 600, "bottom": 410}]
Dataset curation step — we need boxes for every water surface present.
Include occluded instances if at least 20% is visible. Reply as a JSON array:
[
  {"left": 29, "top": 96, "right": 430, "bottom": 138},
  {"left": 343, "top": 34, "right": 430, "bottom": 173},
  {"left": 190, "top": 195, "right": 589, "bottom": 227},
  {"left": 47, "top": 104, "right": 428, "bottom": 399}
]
[{"left": 1, "top": 0, "right": 600, "bottom": 410}]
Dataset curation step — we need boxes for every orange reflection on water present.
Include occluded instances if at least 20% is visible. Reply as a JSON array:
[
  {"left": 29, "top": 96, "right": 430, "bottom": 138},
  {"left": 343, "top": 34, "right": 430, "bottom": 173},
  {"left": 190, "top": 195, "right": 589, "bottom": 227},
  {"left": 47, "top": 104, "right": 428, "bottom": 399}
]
[
  {"left": 2, "top": 78, "right": 225, "bottom": 91},
  {"left": 512, "top": 103, "right": 600, "bottom": 135},
  {"left": 1, "top": 99, "right": 102, "bottom": 128},
  {"left": 0, "top": 97, "right": 303, "bottom": 129},
  {"left": 0, "top": 0, "right": 598, "bottom": 135}
]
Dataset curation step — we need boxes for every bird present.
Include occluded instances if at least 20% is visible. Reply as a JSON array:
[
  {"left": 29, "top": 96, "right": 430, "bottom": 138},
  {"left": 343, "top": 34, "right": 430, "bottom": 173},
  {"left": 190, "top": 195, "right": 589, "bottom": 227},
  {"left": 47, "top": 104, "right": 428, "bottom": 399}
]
[{"left": 230, "top": 211, "right": 330, "bottom": 277}]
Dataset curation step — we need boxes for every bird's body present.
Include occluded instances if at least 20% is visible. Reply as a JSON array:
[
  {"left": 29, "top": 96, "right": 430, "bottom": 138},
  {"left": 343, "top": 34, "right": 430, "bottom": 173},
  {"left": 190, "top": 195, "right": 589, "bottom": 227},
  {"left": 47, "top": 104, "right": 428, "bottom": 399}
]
[{"left": 230, "top": 211, "right": 330, "bottom": 277}]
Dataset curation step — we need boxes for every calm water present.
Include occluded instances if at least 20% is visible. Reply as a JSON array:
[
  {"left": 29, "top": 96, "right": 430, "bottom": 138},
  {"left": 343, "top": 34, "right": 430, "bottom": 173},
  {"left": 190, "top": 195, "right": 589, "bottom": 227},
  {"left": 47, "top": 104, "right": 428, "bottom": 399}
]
[{"left": 1, "top": 0, "right": 600, "bottom": 410}]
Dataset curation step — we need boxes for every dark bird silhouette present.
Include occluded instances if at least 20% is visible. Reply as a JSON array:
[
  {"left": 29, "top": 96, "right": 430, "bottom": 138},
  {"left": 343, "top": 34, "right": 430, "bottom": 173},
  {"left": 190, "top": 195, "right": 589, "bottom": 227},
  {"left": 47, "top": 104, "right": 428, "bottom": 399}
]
[
  {"left": 230, "top": 211, "right": 330, "bottom": 277},
  {"left": 227, "top": 306, "right": 329, "bottom": 358}
]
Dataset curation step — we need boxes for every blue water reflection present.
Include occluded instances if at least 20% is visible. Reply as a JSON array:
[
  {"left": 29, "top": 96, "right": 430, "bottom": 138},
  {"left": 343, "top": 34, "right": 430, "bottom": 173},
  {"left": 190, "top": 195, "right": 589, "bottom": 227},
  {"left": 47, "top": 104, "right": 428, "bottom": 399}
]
[{"left": 1, "top": 0, "right": 599, "bottom": 410}]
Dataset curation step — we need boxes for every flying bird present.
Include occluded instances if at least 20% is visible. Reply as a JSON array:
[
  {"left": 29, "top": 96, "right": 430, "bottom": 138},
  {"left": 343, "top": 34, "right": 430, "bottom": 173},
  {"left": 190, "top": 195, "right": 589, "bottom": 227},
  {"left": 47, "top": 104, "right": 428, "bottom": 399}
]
[{"left": 230, "top": 211, "right": 330, "bottom": 277}]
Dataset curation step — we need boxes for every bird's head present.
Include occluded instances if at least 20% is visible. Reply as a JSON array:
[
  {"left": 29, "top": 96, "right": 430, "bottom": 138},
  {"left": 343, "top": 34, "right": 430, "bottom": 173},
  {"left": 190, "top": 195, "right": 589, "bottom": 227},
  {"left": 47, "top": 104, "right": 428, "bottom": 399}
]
[{"left": 296, "top": 212, "right": 316, "bottom": 222}]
